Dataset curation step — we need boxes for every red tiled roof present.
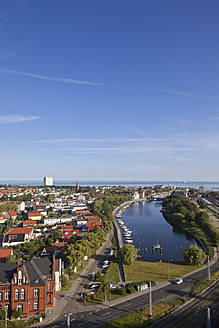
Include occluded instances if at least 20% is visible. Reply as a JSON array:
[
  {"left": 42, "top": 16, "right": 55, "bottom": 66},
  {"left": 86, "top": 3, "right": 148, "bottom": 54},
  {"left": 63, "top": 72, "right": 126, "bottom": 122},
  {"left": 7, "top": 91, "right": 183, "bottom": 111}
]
[
  {"left": 28, "top": 212, "right": 41, "bottom": 217},
  {"left": 9, "top": 227, "right": 33, "bottom": 235},
  {"left": 0, "top": 248, "right": 13, "bottom": 258},
  {"left": 8, "top": 210, "right": 17, "bottom": 217}
]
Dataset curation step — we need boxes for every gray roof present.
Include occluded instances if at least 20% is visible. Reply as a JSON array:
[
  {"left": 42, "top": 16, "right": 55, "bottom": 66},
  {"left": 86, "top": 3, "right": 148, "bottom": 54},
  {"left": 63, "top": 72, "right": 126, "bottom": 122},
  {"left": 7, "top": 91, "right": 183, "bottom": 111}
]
[
  {"left": 24, "top": 257, "right": 53, "bottom": 287},
  {"left": 0, "top": 257, "right": 53, "bottom": 287},
  {"left": 0, "top": 263, "right": 17, "bottom": 284}
]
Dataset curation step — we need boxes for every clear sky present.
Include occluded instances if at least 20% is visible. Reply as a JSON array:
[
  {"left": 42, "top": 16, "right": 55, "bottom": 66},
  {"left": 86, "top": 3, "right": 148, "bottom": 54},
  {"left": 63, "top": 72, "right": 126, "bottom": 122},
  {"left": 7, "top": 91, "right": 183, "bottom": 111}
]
[{"left": 0, "top": 0, "right": 219, "bottom": 182}]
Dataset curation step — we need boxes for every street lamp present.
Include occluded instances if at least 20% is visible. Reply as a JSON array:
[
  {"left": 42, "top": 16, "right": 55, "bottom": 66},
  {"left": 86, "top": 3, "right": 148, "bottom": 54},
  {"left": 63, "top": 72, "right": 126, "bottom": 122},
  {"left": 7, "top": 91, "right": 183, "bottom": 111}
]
[
  {"left": 109, "top": 276, "right": 114, "bottom": 301},
  {"left": 66, "top": 312, "right": 73, "bottom": 328},
  {"left": 168, "top": 259, "right": 172, "bottom": 281}
]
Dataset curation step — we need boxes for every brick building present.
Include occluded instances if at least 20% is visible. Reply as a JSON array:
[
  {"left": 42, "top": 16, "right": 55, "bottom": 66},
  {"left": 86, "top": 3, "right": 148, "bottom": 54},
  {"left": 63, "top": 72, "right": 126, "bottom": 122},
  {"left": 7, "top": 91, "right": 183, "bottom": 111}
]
[{"left": 0, "top": 255, "right": 61, "bottom": 318}]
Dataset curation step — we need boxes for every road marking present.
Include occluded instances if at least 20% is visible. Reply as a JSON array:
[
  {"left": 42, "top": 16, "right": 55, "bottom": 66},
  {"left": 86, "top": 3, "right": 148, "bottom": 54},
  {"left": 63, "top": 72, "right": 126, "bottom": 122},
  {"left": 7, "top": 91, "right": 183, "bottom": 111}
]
[
  {"left": 61, "top": 323, "right": 65, "bottom": 325},
  {"left": 103, "top": 311, "right": 111, "bottom": 316},
  {"left": 71, "top": 318, "right": 75, "bottom": 322},
  {"left": 80, "top": 315, "right": 84, "bottom": 318},
  {"left": 89, "top": 312, "right": 92, "bottom": 314},
  {"left": 95, "top": 309, "right": 100, "bottom": 312},
  {"left": 52, "top": 326, "right": 57, "bottom": 328},
  {"left": 124, "top": 303, "right": 131, "bottom": 307}
]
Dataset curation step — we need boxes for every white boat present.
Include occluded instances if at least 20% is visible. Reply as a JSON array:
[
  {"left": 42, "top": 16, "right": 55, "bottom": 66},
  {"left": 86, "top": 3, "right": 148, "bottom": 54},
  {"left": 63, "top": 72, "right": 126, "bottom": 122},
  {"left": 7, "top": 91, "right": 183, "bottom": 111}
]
[{"left": 125, "top": 239, "right": 133, "bottom": 243}]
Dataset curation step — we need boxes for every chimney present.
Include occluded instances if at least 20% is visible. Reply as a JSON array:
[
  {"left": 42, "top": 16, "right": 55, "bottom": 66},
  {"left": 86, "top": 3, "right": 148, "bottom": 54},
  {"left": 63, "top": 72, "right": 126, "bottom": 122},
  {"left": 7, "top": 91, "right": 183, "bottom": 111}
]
[{"left": 17, "top": 258, "right": 22, "bottom": 265}]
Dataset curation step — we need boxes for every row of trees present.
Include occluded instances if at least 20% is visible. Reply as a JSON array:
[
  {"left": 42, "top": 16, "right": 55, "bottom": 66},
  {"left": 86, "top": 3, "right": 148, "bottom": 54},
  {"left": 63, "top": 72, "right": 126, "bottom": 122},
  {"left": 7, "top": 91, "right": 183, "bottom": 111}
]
[
  {"left": 66, "top": 192, "right": 133, "bottom": 273},
  {"left": 163, "top": 194, "right": 219, "bottom": 246},
  {"left": 66, "top": 226, "right": 108, "bottom": 272}
]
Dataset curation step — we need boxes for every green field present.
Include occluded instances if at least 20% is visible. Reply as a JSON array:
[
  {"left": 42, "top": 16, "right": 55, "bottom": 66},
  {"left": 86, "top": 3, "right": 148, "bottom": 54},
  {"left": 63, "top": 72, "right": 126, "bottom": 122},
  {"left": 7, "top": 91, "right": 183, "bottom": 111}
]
[{"left": 123, "top": 260, "right": 202, "bottom": 282}]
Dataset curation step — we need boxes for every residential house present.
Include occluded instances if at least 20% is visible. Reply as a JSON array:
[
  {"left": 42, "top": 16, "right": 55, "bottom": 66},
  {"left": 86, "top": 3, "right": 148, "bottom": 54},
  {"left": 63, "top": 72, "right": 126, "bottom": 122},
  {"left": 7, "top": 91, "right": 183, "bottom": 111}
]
[
  {"left": 0, "top": 248, "right": 13, "bottom": 262},
  {"left": 28, "top": 213, "right": 41, "bottom": 221}
]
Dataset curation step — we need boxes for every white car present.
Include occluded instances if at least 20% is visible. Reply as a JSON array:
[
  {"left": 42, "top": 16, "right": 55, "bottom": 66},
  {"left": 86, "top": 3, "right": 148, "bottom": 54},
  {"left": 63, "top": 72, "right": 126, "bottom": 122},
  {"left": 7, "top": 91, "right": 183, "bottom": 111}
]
[
  {"left": 102, "top": 260, "right": 109, "bottom": 268},
  {"left": 174, "top": 278, "right": 183, "bottom": 285}
]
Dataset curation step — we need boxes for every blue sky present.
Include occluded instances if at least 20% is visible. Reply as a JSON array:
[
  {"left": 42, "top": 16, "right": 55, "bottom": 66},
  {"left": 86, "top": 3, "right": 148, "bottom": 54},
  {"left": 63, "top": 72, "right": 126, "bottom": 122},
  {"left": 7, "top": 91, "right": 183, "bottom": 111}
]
[{"left": 0, "top": 0, "right": 219, "bottom": 182}]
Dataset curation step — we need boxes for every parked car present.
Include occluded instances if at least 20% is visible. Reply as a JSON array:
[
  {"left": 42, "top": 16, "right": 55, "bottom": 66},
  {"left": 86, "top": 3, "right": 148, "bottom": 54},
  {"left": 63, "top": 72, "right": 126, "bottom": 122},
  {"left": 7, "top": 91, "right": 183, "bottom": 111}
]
[
  {"left": 89, "top": 284, "right": 99, "bottom": 289},
  {"left": 86, "top": 290, "right": 96, "bottom": 296},
  {"left": 174, "top": 278, "right": 183, "bottom": 285},
  {"left": 102, "top": 260, "right": 109, "bottom": 268}
]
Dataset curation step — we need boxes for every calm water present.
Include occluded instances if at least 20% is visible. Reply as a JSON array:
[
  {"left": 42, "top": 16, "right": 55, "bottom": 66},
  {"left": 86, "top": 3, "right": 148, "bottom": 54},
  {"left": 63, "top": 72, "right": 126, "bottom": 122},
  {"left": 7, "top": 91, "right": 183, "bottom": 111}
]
[{"left": 119, "top": 201, "right": 200, "bottom": 262}]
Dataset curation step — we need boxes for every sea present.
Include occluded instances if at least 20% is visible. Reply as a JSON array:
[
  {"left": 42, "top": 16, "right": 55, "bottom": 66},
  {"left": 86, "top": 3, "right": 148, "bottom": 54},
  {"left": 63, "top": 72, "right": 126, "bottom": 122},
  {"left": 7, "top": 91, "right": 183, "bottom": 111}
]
[{"left": 0, "top": 180, "right": 219, "bottom": 189}]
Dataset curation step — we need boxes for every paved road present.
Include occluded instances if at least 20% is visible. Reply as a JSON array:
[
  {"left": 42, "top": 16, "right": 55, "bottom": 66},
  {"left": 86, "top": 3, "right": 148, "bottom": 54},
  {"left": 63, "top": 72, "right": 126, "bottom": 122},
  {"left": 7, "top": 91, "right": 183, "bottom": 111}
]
[{"left": 40, "top": 257, "right": 219, "bottom": 328}]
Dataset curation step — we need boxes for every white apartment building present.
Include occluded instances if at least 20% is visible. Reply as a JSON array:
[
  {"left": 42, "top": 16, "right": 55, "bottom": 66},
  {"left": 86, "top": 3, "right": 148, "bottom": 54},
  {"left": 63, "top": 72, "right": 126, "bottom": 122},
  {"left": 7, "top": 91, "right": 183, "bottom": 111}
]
[{"left": 44, "top": 176, "right": 53, "bottom": 186}]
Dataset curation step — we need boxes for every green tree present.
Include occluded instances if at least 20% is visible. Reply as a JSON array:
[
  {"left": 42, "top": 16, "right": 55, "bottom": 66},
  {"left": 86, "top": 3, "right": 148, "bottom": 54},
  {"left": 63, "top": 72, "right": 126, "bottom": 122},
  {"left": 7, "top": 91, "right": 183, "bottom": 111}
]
[
  {"left": 12, "top": 308, "right": 23, "bottom": 326},
  {"left": 118, "top": 244, "right": 137, "bottom": 265},
  {"left": 184, "top": 245, "right": 206, "bottom": 265},
  {"left": 0, "top": 310, "right": 6, "bottom": 325},
  {"left": 60, "top": 274, "right": 68, "bottom": 288}
]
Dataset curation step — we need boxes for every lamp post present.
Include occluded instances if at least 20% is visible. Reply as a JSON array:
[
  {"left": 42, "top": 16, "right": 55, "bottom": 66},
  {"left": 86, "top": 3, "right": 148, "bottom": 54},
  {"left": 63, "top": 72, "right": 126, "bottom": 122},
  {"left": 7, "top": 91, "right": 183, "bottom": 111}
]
[
  {"left": 66, "top": 312, "right": 72, "bottom": 328},
  {"left": 5, "top": 309, "right": 7, "bottom": 328},
  {"left": 168, "top": 259, "right": 172, "bottom": 281},
  {"left": 109, "top": 276, "right": 114, "bottom": 301}
]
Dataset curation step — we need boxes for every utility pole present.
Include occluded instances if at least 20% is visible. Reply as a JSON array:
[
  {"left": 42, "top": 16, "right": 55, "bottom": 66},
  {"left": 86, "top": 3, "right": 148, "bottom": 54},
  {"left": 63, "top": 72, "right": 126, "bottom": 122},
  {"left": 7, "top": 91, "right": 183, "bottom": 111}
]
[
  {"left": 5, "top": 309, "right": 7, "bottom": 328},
  {"left": 66, "top": 313, "right": 70, "bottom": 328},
  {"left": 168, "top": 259, "right": 172, "bottom": 281},
  {"left": 207, "top": 255, "right": 210, "bottom": 282},
  {"left": 149, "top": 281, "right": 152, "bottom": 318},
  {"left": 206, "top": 307, "right": 210, "bottom": 328}
]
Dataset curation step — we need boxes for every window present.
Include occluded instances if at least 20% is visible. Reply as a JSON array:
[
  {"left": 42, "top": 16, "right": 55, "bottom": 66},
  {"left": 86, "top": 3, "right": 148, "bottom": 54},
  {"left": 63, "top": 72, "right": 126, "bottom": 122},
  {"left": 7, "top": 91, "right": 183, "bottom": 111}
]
[
  {"left": 0, "top": 292, "right": 2, "bottom": 301},
  {"left": 18, "top": 271, "right": 22, "bottom": 285},
  {"left": 34, "top": 289, "right": 38, "bottom": 298},
  {"left": 21, "top": 288, "right": 25, "bottom": 300},
  {"left": 5, "top": 304, "right": 9, "bottom": 311},
  {"left": 48, "top": 283, "right": 51, "bottom": 291},
  {"left": 23, "top": 276, "right": 26, "bottom": 284},
  {"left": 15, "top": 289, "right": 19, "bottom": 301},
  {"left": 5, "top": 291, "right": 9, "bottom": 300},
  {"left": 14, "top": 276, "right": 17, "bottom": 284},
  {"left": 17, "top": 304, "right": 23, "bottom": 311},
  {"left": 34, "top": 301, "right": 38, "bottom": 310}
]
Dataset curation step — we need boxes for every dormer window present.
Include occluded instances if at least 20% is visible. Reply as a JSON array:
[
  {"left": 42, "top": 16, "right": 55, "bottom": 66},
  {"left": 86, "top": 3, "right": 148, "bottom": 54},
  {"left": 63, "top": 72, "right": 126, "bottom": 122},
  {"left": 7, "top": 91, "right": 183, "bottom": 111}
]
[{"left": 18, "top": 271, "right": 22, "bottom": 285}]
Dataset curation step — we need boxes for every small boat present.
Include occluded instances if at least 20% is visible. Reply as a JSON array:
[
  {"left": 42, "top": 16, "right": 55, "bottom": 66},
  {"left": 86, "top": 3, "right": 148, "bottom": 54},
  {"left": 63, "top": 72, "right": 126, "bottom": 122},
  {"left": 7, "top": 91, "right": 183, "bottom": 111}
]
[
  {"left": 153, "top": 238, "right": 161, "bottom": 249},
  {"left": 125, "top": 239, "right": 133, "bottom": 243}
]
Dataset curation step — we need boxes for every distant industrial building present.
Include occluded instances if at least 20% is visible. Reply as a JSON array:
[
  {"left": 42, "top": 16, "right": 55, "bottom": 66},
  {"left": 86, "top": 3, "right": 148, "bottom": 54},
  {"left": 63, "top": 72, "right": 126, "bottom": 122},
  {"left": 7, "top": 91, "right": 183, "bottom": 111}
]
[{"left": 44, "top": 176, "right": 53, "bottom": 186}]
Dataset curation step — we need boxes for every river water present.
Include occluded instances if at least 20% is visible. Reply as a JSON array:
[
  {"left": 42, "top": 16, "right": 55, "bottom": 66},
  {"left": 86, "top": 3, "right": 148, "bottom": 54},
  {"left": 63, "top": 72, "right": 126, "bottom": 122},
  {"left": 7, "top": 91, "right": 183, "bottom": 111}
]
[{"left": 119, "top": 201, "right": 200, "bottom": 262}]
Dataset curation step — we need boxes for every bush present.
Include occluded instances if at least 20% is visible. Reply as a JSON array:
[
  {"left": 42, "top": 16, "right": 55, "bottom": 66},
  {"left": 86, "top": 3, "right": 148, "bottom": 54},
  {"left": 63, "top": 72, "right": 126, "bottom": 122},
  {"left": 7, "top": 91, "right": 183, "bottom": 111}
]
[
  {"left": 125, "top": 284, "right": 136, "bottom": 294},
  {"left": 60, "top": 274, "right": 68, "bottom": 288},
  {"left": 112, "top": 287, "right": 126, "bottom": 295}
]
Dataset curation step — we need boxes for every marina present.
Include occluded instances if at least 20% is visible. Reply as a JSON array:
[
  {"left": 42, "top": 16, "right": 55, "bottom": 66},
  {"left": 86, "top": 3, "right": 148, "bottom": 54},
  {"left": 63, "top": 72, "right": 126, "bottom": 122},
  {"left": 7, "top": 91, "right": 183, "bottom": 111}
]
[{"left": 116, "top": 201, "right": 201, "bottom": 262}]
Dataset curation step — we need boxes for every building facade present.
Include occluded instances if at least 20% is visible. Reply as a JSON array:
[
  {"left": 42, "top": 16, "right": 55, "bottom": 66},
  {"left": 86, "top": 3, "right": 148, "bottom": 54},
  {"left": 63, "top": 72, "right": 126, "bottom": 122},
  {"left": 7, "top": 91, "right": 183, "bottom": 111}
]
[
  {"left": 0, "top": 256, "right": 60, "bottom": 318},
  {"left": 43, "top": 177, "right": 53, "bottom": 186}
]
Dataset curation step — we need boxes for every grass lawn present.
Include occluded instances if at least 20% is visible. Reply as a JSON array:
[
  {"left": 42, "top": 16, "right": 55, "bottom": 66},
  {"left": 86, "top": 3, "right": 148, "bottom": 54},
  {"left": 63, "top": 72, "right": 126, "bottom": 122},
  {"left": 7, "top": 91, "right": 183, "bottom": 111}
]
[
  {"left": 84, "top": 291, "right": 126, "bottom": 306},
  {"left": 105, "top": 262, "right": 120, "bottom": 282},
  {"left": 124, "top": 260, "right": 202, "bottom": 282}
]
